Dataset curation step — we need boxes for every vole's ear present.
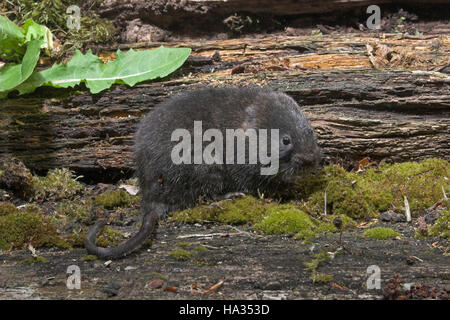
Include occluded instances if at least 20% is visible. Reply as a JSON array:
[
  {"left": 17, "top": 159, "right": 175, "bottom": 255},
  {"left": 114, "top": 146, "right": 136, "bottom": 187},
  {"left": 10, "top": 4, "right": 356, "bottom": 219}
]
[{"left": 242, "top": 104, "right": 258, "bottom": 130}]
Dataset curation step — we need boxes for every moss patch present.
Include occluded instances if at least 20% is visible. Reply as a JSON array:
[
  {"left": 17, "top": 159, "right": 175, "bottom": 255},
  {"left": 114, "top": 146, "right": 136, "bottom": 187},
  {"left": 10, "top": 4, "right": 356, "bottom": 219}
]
[
  {"left": 0, "top": 202, "right": 18, "bottom": 216},
  {"left": 254, "top": 205, "right": 317, "bottom": 239},
  {"left": 363, "top": 227, "right": 401, "bottom": 240},
  {"left": 172, "top": 197, "right": 342, "bottom": 240},
  {"left": 170, "top": 196, "right": 268, "bottom": 225},
  {"left": 429, "top": 209, "right": 449, "bottom": 239},
  {"left": 31, "top": 168, "right": 83, "bottom": 200},
  {"left": 22, "top": 256, "right": 49, "bottom": 264},
  {"left": 168, "top": 249, "right": 194, "bottom": 261},
  {"left": 94, "top": 189, "right": 138, "bottom": 210},
  {"left": 0, "top": 202, "right": 69, "bottom": 250},
  {"left": 194, "top": 245, "right": 207, "bottom": 252},
  {"left": 168, "top": 159, "right": 448, "bottom": 239},
  {"left": 95, "top": 227, "right": 124, "bottom": 247},
  {"left": 81, "top": 255, "right": 98, "bottom": 262},
  {"left": 57, "top": 199, "right": 91, "bottom": 224},
  {"left": 297, "top": 159, "right": 449, "bottom": 219},
  {"left": 176, "top": 242, "right": 191, "bottom": 248},
  {"left": 313, "top": 273, "right": 334, "bottom": 283},
  {"left": 1, "top": 0, "right": 117, "bottom": 49},
  {"left": 304, "top": 251, "right": 333, "bottom": 284},
  {"left": 321, "top": 214, "right": 356, "bottom": 230},
  {"left": 65, "top": 230, "right": 87, "bottom": 248}
]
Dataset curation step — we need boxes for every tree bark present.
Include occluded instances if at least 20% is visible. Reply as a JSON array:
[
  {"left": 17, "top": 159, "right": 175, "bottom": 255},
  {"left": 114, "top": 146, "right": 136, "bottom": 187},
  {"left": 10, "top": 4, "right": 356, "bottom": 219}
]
[
  {"left": 0, "top": 35, "right": 449, "bottom": 175},
  {"left": 99, "top": 0, "right": 450, "bottom": 21}
]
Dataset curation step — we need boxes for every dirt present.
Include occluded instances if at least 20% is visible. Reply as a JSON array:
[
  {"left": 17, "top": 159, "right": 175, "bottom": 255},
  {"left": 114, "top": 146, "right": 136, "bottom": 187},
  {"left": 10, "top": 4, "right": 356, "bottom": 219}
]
[
  {"left": 0, "top": 1, "right": 448, "bottom": 301},
  {"left": 0, "top": 220, "right": 448, "bottom": 300}
]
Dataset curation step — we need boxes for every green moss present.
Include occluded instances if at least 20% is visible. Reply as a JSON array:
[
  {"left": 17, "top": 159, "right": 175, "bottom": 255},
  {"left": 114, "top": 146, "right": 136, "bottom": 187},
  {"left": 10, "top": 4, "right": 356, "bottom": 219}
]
[
  {"left": 297, "top": 159, "right": 449, "bottom": 219},
  {"left": 115, "top": 206, "right": 140, "bottom": 218},
  {"left": 22, "top": 256, "right": 49, "bottom": 264},
  {"left": 304, "top": 251, "right": 331, "bottom": 272},
  {"left": 321, "top": 214, "right": 357, "bottom": 230},
  {"left": 94, "top": 189, "right": 138, "bottom": 209},
  {"left": 176, "top": 242, "right": 191, "bottom": 247},
  {"left": 195, "top": 259, "right": 216, "bottom": 267},
  {"left": 172, "top": 197, "right": 342, "bottom": 240},
  {"left": 304, "top": 251, "right": 333, "bottom": 283},
  {"left": 313, "top": 273, "right": 334, "bottom": 283},
  {"left": 363, "top": 227, "right": 401, "bottom": 240},
  {"left": 253, "top": 204, "right": 338, "bottom": 240},
  {"left": 254, "top": 204, "right": 314, "bottom": 237},
  {"left": 429, "top": 209, "right": 449, "bottom": 239},
  {"left": 1, "top": 0, "right": 117, "bottom": 48},
  {"left": 2, "top": 0, "right": 69, "bottom": 32},
  {"left": 194, "top": 245, "right": 207, "bottom": 252},
  {"left": 0, "top": 202, "right": 69, "bottom": 250},
  {"left": 31, "top": 168, "right": 83, "bottom": 200},
  {"left": 70, "top": 14, "right": 117, "bottom": 45},
  {"left": 374, "top": 159, "right": 449, "bottom": 212},
  {"left": 170, "top": 159, "right": 448, "bottom": 237},
  {"left": 168, "top": 249, "right": 193, "bottom": 261},
  {"left": 313, "top": 221, "right": 338, "bottom": 234},
  {"left": 170, "top": 196, "right": 268, "bottom": 225},
  {"left": 81, "top": 255, "right": 98, "bottom": 262},
  {"left": 57, "top": 199, "right": 91, "bottom": 224},
  {"left": 95, "top": 227, "right": 124, "bottom": 247},
  {"left": 305, "top": 165, "right": 379, "bottom": 219},
  {"left": 65, "top": 230, "right": 87, "bottom": 248},
  {"left": 0, "top": 202, "right": 18, "bottom": 216}
]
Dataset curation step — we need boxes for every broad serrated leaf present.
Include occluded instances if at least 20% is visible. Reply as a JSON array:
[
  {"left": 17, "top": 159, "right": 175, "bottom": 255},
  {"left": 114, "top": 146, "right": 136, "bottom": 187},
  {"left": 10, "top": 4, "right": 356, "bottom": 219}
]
[
  {"left": 0, "top": 14, "right": 26, "bottom": 61},
  {"left": 0, "top": 39, "right": 41, "bottom": 92},
  {"left": 17, "top": 46, "right": 191, "bottom": 95}
]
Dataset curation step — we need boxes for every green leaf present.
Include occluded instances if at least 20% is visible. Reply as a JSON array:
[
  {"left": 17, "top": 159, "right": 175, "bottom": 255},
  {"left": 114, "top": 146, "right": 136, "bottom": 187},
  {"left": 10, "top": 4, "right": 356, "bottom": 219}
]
[
  {"left": 23, "top": 19, "right": 53, "bottom": 51},
  {"left": 17, "top": 46, "right": 191, "bottom": 95},
  {"left": 0, "top": 39, "right": 41, "bottom": 92},
  {"left": 0, "top": 15, "right": 26, "bottom": 61}
]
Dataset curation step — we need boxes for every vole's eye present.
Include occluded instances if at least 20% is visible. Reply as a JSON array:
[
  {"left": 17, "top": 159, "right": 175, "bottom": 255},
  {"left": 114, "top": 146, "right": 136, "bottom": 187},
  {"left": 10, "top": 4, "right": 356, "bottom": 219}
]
[{"left": 282, "top": 136, "right": 291, "bottom": 145}]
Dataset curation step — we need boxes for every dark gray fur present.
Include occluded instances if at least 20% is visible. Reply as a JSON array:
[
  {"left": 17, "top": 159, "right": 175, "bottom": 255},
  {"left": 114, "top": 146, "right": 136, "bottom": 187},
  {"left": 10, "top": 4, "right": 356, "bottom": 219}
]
[{"left": 85, "top": 87, "right": 321, "bottom": 259}]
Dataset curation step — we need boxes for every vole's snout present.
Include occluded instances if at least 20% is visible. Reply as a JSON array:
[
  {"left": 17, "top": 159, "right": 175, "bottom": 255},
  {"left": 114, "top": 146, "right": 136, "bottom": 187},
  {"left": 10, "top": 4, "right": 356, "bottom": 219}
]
[
  {"left": 292, "top": 147, "right": 321, "bottom": 173},
  {"left": 292, "top": 153, "right": 317, "bottom": 168}
]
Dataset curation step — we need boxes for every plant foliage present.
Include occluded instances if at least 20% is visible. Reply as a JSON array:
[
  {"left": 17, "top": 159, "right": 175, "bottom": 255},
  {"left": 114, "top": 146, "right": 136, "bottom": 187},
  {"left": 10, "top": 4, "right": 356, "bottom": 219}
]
[{"left": 0, "top": 16, "right": 191, "bottom": 98}]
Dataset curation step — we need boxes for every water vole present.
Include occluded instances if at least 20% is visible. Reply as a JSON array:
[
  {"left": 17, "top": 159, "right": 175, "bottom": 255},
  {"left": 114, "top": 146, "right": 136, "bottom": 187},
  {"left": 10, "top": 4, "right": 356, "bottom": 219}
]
[{"left": 85, "top": 87, "right": 321, "bottom": 259}]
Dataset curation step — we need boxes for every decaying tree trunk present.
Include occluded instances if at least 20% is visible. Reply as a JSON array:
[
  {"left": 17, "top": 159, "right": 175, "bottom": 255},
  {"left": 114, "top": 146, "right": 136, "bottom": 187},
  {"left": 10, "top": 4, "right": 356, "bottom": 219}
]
[
  {"left": 0, "top": 34, "right": 449, "bottom": 176},
  {"left": 98, "top": 0, "right": 450, "bottom": 23},
  {"left": 100, "top": 0, "right": 450, "bottom": 42}
]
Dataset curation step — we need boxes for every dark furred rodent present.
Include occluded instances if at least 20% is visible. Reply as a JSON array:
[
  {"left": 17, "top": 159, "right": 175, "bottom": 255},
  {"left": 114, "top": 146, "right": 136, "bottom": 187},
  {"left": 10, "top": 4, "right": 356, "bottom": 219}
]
[{"left": 85, "top": 87, "right": 321, "bottom": 259}]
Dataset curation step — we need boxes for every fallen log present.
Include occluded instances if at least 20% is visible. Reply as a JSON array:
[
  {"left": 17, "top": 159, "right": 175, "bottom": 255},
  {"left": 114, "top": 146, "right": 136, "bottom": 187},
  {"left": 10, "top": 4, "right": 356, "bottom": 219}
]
[
  {"left": 98, "top": 0, "right": 450, "bottom": 24},
  {"left": 1, "top": 70, "right": 448, "bottom": 175},
  {"left": 0, "top": 35, "right": 449, "bottom": 177}
]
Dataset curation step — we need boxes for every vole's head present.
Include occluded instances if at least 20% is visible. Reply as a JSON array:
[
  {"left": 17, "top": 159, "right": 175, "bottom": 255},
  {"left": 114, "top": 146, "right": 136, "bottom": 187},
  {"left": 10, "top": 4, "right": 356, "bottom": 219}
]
[{"left": 254, "top": 90, "right": 322, "bottom": 177}]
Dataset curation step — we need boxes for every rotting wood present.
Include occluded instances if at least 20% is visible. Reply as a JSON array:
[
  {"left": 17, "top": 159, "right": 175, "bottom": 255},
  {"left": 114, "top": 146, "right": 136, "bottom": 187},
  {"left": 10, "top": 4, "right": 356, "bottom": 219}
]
[
  {"left": 98, "top": 0, "right": 450, "bottom": 24},
  {"left": 0, "top": 35, "right": 449, "bottom": 175}
]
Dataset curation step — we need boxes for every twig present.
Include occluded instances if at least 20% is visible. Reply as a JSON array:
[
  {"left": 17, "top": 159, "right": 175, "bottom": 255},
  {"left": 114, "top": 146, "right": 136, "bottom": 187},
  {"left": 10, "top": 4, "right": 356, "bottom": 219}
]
[
  {"left": 404, "top": 196, "right": 411, "bottom": 222},
  {"left": 228, "top": 225, "right": 254, "bottom": 237}
]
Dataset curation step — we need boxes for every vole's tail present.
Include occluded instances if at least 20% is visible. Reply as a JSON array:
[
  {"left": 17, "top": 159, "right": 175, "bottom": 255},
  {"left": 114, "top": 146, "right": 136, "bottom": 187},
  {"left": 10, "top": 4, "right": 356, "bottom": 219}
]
[{"left": 84, "top": 212, "right": 157, "bottom": 260}]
